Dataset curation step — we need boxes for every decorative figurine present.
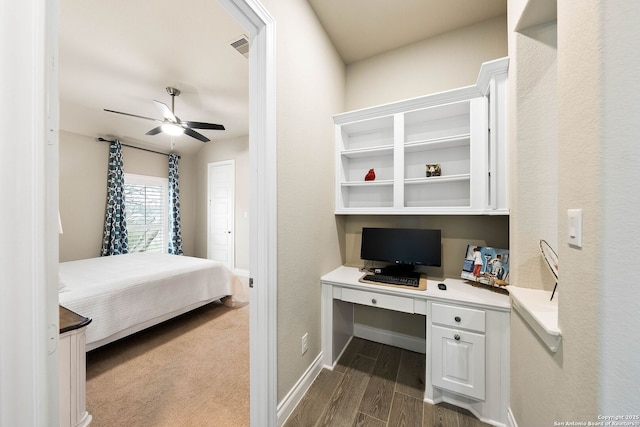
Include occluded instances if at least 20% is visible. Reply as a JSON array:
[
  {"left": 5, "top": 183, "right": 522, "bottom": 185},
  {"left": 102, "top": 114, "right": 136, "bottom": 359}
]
[
  {"left": 426, "top": 164, "right": 441, "bottom": 177},
  {"left": 364, "top": 168, "right": 376, "bottom": 181}
]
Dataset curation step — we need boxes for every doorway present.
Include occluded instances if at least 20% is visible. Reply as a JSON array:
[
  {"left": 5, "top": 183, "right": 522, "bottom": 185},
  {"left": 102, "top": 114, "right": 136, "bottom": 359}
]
[
  {"left": 208, "top": 160, "right": 236, "bottom": 271},
  {"left": 1, "top": 0, "right": 278, "bottom": 425}
]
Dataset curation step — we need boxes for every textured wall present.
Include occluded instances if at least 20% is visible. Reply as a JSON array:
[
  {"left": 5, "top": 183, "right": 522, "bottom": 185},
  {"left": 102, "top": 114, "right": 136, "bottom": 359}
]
[
  {"left": 259, "top": 0, "right": 346, "bottom": 402},
  {"left": 59, "top": 131, "right": 198, "bottom": 260},
  {"left": 508, "top": 23, "right": 558, "bottom": 291},
  {"left": 506, "top": 0, "right": 629, "bottom": 423},
  {"left": 598, "top": 0, "right": 640, "bottom": 412},
  {"left": 345, "top": 16, "right": 507, "bottom": 111}
]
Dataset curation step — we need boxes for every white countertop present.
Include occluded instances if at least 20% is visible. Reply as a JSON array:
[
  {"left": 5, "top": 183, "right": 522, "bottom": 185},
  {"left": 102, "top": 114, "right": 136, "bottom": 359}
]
[{"left": 321, "top": 266, "right": 511, "bottom": 312}]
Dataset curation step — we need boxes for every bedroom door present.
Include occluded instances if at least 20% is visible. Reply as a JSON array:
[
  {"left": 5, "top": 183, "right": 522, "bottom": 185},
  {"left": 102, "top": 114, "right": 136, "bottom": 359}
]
[{"left": 208, "top": 160, "right": 235, "bottom": 271}]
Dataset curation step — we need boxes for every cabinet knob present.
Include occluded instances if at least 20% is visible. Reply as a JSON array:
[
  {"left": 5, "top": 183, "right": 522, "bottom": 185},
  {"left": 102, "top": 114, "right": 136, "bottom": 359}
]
[
  {"left": 454, "top": 334, "right": 461, "bottom": 341},
  {"left": 454, "top": 316, "right": 461, "bottom": 323},
  {"left": 371, "top": 299, "right": 377, "bottom": 304}
]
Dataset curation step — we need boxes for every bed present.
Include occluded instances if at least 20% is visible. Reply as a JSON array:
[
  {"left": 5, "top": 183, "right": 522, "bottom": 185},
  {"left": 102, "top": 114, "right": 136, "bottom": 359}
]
[{"left": 58, "top": 252, "right": 240, "bottom": 351}]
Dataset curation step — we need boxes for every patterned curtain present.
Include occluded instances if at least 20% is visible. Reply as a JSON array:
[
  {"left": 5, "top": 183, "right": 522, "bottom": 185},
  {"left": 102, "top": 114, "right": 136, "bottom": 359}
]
[
  {"left": 101, "top": 140, "right": 129, "bottom": 256},
  {"left": 168, "top": 153, "right": 184, "bottom": 255}
]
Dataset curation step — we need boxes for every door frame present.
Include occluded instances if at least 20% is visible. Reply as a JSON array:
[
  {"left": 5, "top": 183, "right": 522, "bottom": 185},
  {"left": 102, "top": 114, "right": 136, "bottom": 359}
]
[
  {"left": 216, "top": 2, "right": 278, "bottom": 424},
  {"left": 99, "top": 0, "right": 278, "bottom": 423},
  {"left": 2, "top": 0, "right": 278, "bottom": 425},
  {"left": 207, "top": 160, "right": 236, "bottom": 272}
]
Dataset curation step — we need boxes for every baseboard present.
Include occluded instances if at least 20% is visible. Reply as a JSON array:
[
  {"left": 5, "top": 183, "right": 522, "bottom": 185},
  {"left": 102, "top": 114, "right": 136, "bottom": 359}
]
[
  {"left": 353, "top": 323, "right": 426, "bottom": 354},
  {"left": 276, "top": 351, "right": 324, "bottom": 427},
  {"left": 507, "top": 408, "right": 518, "bottom": 427}
]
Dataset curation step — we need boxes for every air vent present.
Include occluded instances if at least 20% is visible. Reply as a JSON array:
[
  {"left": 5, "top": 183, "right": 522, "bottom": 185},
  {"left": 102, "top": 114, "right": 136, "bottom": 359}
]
[{"left": 230, "top": 35, "right": 249, "bottom": 58}]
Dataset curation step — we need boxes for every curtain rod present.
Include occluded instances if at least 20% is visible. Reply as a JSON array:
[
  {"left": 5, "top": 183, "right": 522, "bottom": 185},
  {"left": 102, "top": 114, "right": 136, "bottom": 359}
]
[{"left": 97, "top": 137, "right": 180, "bottom": 159}]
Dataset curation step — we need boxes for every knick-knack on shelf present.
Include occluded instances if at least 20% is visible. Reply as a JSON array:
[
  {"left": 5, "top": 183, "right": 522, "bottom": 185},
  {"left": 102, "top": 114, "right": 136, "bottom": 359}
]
[
  {"left": 364, "top": 168, "right": 376, "bottom": 181},
  {"left": 426, "top": 164, "right": 441, "bottom": 177}
]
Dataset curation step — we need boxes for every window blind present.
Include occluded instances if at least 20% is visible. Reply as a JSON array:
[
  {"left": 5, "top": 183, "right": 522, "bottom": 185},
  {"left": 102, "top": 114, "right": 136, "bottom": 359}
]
[{"left": 124, "top": 174, "right": 168, "bottom": 253}]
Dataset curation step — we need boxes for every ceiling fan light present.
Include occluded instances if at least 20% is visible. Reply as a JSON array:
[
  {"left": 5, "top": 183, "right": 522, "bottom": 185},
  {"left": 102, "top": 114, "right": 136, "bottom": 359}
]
[{"left": 161, "top": 123, "right": 184, "bottom": 136}]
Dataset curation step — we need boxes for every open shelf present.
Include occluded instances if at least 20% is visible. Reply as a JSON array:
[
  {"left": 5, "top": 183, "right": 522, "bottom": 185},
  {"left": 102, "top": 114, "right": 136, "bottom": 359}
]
[
  {"left": 333, "top": 58, "right": 509, "bottom": 215},
  {"left": 404, "top": 134, "right": 471, "bottom": 153},
  {"left": 404, "top": 174, "right": 471, "bottom": 185},
  {"left": 509, "top": 286, "right": 561, "bottom": 352}
]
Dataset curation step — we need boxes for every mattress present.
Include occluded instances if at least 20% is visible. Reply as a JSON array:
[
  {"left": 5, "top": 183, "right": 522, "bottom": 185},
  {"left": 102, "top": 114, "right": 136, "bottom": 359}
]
[{"left": 58, "top": 253, "right": 236, "bottom": 350}]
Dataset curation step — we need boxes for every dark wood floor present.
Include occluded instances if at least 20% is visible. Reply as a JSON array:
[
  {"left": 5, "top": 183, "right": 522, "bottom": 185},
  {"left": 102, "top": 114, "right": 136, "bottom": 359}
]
[{"left": 284, "top": 337, "right": 491, "bottom": 427}]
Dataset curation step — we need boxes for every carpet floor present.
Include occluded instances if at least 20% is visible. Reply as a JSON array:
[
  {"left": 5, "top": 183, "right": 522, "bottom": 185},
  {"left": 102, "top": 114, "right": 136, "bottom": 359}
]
[{"left": 85, "top": 301, "right": 249, "bottom": 426}]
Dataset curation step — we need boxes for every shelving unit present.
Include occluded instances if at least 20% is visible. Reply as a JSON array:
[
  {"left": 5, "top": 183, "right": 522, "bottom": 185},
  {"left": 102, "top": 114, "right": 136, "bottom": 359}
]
[{"left": 334, "top": 58, "right": 509, "bottom": 215}]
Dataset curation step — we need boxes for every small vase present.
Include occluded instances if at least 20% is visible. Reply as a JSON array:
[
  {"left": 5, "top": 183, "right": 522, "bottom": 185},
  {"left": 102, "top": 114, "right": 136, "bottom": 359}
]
[{"left": 364, "top": 169, "right": 376, "bottom": 181}]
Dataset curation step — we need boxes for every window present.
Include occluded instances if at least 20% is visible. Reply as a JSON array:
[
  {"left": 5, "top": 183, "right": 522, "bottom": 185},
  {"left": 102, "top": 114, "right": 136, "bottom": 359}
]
[{"left": 124, "top": 173, "right": 168, "bottom": 253}]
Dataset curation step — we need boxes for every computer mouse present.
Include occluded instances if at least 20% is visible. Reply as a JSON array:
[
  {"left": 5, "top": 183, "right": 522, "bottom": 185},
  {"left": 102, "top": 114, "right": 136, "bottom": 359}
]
[{"left": 437, "top": 283, "right": 447, "bottom": 290}]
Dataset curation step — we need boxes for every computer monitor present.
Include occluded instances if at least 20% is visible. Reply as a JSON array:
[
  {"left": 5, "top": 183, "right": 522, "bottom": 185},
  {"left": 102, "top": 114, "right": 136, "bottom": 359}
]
[{"left": 360, "top": 227, "right": 442, "bottom": 272}]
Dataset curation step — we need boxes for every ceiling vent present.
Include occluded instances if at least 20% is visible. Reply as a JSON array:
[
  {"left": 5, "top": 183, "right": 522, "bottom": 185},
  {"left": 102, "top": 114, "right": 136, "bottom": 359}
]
[{"left": 230, "top": 35, "right": 249, "bottom": 58}]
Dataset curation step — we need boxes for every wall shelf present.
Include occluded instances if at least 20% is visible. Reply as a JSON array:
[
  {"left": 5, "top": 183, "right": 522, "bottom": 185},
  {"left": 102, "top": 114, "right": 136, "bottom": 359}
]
[
  {"left": 334, "top": 57, "right": 509, "bottom": 215},
  {"left": 341, "top": 145, "right": 394, "bottom": 158},
  {"left": 509, "top": 286, "right": 561, "bottom": 352},
  {"left": 404, "top": 174, "right": 470, "bottom": 185},
  {"left": 341, "top": 180, "right": 394, "bottom": 187}
]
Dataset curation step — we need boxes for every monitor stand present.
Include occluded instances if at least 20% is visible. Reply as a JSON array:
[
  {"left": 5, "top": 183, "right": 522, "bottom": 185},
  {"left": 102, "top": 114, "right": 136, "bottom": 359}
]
[{"left": 381, "top": 264, "right": 419, "bottom": 278}]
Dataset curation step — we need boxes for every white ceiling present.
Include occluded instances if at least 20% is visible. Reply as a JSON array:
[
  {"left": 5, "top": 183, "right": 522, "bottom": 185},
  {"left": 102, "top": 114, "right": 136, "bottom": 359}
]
[
  {"left": 307, "top": 0, "right": 507, "bottom": 64},
  {"left": 59, "top": 0, "right": 506, "bottom": 155},
  {"left": 59, "top": 0, "right": 249, "bottom": 155}
]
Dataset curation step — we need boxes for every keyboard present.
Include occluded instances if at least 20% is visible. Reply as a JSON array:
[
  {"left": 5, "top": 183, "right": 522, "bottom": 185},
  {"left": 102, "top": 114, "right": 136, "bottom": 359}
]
[{"left": 362, "top": 274, "right": 419, "bottom": 287}]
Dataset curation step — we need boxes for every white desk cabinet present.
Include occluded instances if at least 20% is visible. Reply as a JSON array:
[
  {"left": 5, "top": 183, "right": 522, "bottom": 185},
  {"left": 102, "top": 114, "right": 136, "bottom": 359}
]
[{"left": 321, "top": 266, "right": 510, "bottom": 426}]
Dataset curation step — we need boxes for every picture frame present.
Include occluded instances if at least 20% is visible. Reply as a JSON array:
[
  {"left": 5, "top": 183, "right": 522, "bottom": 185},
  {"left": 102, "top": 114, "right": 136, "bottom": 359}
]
[{"left": 461, "top": 245, "right": 510, "bottom": 287}]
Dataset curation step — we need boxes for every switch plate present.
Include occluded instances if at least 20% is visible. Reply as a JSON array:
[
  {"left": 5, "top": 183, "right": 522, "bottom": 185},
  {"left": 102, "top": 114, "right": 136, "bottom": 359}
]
[{"left": 567, "top": 209, "right": 583, "bottom": 247}]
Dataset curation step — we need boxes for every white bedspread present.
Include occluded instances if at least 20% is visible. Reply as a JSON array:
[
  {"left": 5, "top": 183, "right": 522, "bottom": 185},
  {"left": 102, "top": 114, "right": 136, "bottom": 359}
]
[{"left": 58, "top": 253, "right": 236, "bottom": 350}]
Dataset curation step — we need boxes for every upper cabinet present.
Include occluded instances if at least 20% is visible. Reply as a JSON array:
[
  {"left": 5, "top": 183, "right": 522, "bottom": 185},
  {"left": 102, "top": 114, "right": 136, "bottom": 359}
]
[{"left": 334, "top": 57, "right": 509, "bottom": 215}]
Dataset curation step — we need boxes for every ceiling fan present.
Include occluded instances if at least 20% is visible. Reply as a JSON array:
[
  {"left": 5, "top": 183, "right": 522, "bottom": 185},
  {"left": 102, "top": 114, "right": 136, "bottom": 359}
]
[{"left": 104, "top": 87, "right": 225, "bottom": 142}]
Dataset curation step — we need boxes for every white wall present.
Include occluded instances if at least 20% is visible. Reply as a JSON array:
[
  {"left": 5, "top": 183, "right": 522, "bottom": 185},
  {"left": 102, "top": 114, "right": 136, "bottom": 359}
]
[
  {"left": 0, "top": 1, "right": 59, "bottom": 423},
  {"left": 598, "top": 0, "right": 640, "bottom": 412},
  {"left": 59, "top": 131, "right": 198, "bottom": 260},
  {"left": 259, "top": 0, "right": 346, "bottom": 401},
  {"left": 508, "top": 0, "right": 640, "bottom": 424},
  {"left": 508, "top": 22, "right": 558, "bottom": 290},
  {"left": 345, "top": 16, "right": 507, "bottom": 111}
]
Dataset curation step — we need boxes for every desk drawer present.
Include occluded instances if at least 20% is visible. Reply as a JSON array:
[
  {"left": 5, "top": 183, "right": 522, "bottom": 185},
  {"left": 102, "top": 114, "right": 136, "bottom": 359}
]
[
  {"left": 341, "top": 288, "right": 415, "bottom": 314},
  {"left": 431, "top": 303, "right": 485, "bottom": 333}
]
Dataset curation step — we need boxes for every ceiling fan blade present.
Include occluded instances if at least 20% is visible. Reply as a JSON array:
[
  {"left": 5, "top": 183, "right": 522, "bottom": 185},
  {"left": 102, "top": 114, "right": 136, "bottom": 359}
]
[
  {"left": 145, "top": 126, "right": 163, "bottom": 136},
  {"left": 184, "top": 127, "right": 210, "bottom": 143},
  {"left": 104, "top": 109, "right": 161, "bottom": 122},
  {"left": 153, "top": 100, "right": 177, "bottom": 121},
  {"left": 184, "top": 121, "right": 226, "bottom": 131}
]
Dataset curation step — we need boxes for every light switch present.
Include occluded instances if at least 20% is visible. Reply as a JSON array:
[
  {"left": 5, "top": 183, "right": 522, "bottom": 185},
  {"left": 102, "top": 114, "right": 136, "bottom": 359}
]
[{"left": 567, "top": 209, "right": 583, "bottom": 247}]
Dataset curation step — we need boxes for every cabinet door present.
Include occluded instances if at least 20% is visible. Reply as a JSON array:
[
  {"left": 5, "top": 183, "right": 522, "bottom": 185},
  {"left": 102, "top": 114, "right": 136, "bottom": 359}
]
[{"left": 431, "top": 325, "right": 485, "bottom": 400}]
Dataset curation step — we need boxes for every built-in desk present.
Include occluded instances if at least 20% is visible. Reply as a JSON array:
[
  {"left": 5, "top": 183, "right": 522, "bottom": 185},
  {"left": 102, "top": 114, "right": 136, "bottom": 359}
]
[{"left": 321, "top": 266, "right": 511, "bottom": 427}]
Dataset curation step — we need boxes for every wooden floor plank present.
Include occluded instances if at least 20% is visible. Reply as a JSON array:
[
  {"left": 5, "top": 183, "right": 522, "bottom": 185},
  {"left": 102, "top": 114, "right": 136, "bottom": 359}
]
[
  {"left": 359, "top": 344, "right": 402, "bottom": 421},
  {"left": 287, "top": 338, "right": 491, "bottom": 427},
  {"left": 317, "top": 354, "right": 376, "bottom": 427},
  {"left": 432, "top": 402, "right": 491, "bottom": 427},
  {"left": 423, "top": 402, "right": 436, "bottom": 427},
  {"left": 388, "top": 391, "right": 424, "bottom": 427},
  {"left": 352, "top": 412, "right": 387, "bottom": 427},
  {"left": 284, "top": 369, "right": 343, "bottom": 427},
  {"left": 334, "top": 337, "right": 379, "bottom": 373},
  {"left": 395, "top": 349, "right": 426, "bottom": 400}
]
